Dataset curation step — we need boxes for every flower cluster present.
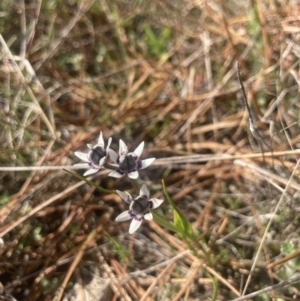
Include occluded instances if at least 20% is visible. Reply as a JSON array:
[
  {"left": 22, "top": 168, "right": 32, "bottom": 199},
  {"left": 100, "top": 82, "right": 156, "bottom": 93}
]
[{"left": 74, "top": 132, "right": 163, "bottom": 233}]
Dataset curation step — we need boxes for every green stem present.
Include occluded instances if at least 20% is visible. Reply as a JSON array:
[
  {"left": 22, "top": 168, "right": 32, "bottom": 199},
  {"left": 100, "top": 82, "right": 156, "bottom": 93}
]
[
  {"left": 65, "top": 169, "right": 116, "bottom": 194},
  {"left": 211, "top": 273, "right": 218, "bottom": 301},
  {"left": 129, "top": 178, "right": 140, "bottom": 194}
]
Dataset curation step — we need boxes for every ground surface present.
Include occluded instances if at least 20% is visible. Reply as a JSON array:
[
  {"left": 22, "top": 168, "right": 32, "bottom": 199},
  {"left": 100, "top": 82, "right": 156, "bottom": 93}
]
[{"left": 1, "top": 0, "right": 300, "bottom": 300}]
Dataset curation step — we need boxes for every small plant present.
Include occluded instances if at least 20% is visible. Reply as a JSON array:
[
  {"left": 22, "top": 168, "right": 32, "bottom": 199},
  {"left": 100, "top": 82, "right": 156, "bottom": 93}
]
[
  {"left": 73, "top": 132, "right": 219, "bottom": 299},
  {"left": 73, "top": 132, "right": 200, "bottom": 240},
  {"left": 142, "top": 24, "right": 171, "bottom": 59},
  {"left": 279, "top": 242, "right": 300, "bottom": 283}
]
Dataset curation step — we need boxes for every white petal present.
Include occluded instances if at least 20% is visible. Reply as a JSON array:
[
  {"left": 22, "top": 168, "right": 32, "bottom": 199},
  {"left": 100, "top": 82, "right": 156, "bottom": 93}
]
[
  {"left": 116, "top": 190, "right": 132, "bottom": 204},
  {"left": 139, "top": 158, "right": 155, "bottom": 169},
  {"left": 73, "top": 163, "right": 89, "bottom": 168},
  {"left": 119, "top": 139, "right": 128, "bottom": 155},
  {"left": 108, "top": 149, "right": 118, "bottom": 163},
  {"left": 115, "top": 210, "right": 132, "bottom": 222},
  {"left": 128, "top": 171, "right": 139, "bottom": 179},
  {"left": 133, "top": 141, "right": 144, "bottom": 158},
  {"left": 144, "top": 212, "right": 153, "bottom": 220},
  {"left": 99, "top": 156, "right": 106, "bottom": 166},
  {"left": 108, "top": 170, "right": 124, "bottom": 178},
  {"left": 129, "top": 218, "right": 142, "bottom": 234},
  {"left": 83, "top": 168, "right": 99, "bottom": 176},
  {"left": 74, "top": 151, "right": 89, "bottom": 162},
  {"left": 97, "top": 132, "right": 105, "bottom": 147},
  {"left": 150, "top": 198, "right": 164, "bottom": 209},
  {"left": 140, "top": 184, "right": 149, "bottom": 198},
  {"left": 106, "top": 137, "right": 112, "bottom": 149}
]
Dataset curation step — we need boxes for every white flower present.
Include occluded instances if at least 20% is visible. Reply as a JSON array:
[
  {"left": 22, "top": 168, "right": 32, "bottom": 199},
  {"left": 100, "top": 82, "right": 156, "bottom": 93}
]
[
  {"left": 115, "top": 184, "right": 163, "bottom": 234},
  {"left": 74, "top": 132, "right": 112, "bottom": 176},
  {"left": 108, "top": 140, "right": 155, "bottom": 179}
]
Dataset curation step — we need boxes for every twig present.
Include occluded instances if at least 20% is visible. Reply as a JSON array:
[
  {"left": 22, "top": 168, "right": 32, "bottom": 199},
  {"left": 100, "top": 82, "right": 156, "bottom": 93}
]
[
  {"left": 1, "top": 149, "right": 300, "bottom": 171},
  {"left": 27, "top": 0, "right": 42, "bottom": 51},
  {"left": 19, "top": 0, "right": 26, "bottom": 69},
  {"left": 34, "top": 0, "right": 96, "bottom": 70},
  {"left": 0, "top": 170, "right": 108, "bottom": 238},
  {"left": 0, "top": 34, "right": 55, "bottom": 137},
  {"left": 234, "top": 159, "right": 300, "bottom": 192},
  {"left": 236, "top": 62, "right": 269, "bottom": 149},
  {"left": 54, "top": 210, "right": 111, "bottom": 301},
  {"left": 0, "top": 165, "right": 91, "bottom": 171},
  {"left": 231, "top": 274, "right": 300, "bottom": 301},
  {"left": 240, "top": 158, "right": 300, "bottom": 295},
  {"left": 175, "top": 35, "right": 255, "bottom": 140}
]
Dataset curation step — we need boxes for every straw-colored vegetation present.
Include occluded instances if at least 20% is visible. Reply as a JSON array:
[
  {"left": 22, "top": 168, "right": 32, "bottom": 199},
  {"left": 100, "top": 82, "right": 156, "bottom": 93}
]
[{"left": 1, "top": 0, "right": 300, "bottom": 300}]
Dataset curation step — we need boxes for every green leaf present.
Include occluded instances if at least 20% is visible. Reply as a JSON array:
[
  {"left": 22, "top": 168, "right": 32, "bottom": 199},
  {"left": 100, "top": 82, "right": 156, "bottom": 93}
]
[
  {"left": 281, "top": 241, "right": 295, "bottom": 255},
  {"left": 162, "top": 180, "right": 194, "bottom": 238},
  {"left": 151, "top": 210, "right": 183, "bottom": 234},
  {"left": 143, "top": 24, "right": 171, "bottom": 59}
]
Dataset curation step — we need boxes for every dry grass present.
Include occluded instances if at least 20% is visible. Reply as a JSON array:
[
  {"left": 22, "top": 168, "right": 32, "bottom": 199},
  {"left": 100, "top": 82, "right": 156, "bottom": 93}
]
[{"left": 1, "top": 0, "right": 300, "bottom": 300}]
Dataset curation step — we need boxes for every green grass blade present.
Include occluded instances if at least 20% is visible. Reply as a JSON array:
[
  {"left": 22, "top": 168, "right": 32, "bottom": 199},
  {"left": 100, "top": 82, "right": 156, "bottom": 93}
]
[
  {"left": 162, "top": 180, "right": 194, "bottom": 238},
  {"left": 151, "top": 210, "right": 184, "bottom": 234},
  {"left": 64, "top": 169, "right": 116, "bottom": 195}
]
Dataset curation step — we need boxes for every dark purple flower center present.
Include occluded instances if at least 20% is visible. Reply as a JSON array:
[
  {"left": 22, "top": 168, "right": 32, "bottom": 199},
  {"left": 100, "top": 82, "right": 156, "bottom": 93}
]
[
  {"left": 128, "top": 210, "right": 143, "bottom": 221},
  {"left": 90, "top": 146, "right": 106, "bottom": 165},
  {"left": 119, "top": 154, "right": 137, "bottom": 172},
  {"left": 131, "top": 195, "right": 149, "bottom": 214}
]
